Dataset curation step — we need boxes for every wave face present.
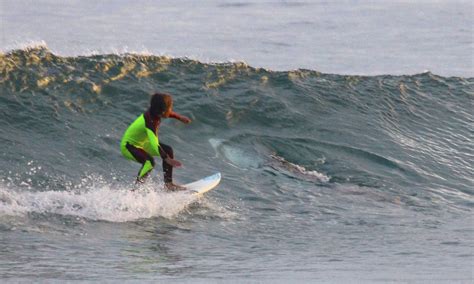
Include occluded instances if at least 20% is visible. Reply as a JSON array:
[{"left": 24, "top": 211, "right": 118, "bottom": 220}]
[
  {"left": 1, "top": 47, "right": 472, "bottom": 195},
  {"left": 0, "top": 47, "right": 473, "bottom": 280}
]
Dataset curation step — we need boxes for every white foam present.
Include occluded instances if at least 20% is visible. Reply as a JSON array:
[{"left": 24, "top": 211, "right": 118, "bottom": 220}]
[
  {"left": 0, "top": 40, "right": 48, "bottom": 54},
  {"left": 0, "top": 182, "right": 197, "bottom": 222},
  {"left": 270, "top": 154, "right": 330, "bottom": 183}
]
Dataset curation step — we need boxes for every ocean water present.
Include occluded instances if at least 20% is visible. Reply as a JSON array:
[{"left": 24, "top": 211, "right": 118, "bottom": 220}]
[{"left": 1, "top": 1, "right": 473, "bottom": 283}]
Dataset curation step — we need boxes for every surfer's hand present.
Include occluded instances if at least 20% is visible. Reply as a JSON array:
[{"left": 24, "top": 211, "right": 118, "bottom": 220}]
[
  {"left": 180, "top": 116, "right": 192, "bottom": 124},
  {"left": 165, "top": 157, "right": 182, "bottom": 168}
]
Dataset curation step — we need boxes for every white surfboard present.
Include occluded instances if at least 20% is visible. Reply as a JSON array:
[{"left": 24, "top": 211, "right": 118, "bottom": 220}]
[{"left": 184, "top": 172, "right": 221, "bottom": 195}]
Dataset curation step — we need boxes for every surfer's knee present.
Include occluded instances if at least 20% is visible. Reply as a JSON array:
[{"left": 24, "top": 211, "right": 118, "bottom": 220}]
[{"left": 138, "top": 158, "right": 155, "bottom": 179}]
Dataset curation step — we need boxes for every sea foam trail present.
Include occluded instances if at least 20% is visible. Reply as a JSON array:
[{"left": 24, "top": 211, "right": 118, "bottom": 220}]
[{"left": 0, "top": 184, "right": 196, "bottom": 222}]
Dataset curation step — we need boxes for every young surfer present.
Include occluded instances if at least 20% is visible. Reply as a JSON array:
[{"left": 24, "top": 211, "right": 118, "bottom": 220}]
[{"left": 120, "top": 93, "right": 191, "bottom": 191}]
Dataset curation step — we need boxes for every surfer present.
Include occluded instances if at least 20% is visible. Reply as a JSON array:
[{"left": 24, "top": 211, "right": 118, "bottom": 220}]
[{"left": 120, "top": 93, "right": 191, "bottom": 191}]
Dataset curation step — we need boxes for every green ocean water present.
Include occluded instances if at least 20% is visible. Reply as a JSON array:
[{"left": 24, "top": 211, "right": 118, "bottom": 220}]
[{"left": 0, "top": 47, "right": 473, "bottom": 281}]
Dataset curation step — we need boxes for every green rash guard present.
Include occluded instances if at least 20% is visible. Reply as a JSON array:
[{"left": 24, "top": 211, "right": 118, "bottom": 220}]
[{"left": 120, "top": 113, "right": 160, "bottom": 160}]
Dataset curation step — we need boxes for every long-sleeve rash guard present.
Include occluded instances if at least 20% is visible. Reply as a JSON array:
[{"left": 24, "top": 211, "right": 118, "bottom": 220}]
[{"left": 121, "top": 111, "right": 183, "bottom": 161}]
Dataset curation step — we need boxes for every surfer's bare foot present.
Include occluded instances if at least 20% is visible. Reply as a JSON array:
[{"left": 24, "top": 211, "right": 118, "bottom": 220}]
[{"left": 165, "top": 183, "right": 186, "bottom": 191}]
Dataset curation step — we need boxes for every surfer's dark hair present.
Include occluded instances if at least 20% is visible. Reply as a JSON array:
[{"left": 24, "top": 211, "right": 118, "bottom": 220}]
[{"left": 149, "top": 93, "right": 172, "bottom": 117}]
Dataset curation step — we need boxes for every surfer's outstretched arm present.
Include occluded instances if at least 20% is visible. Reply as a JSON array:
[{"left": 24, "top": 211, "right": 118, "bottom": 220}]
[{"left": 169, "top": 111, "right": 192, "bottom": 124}]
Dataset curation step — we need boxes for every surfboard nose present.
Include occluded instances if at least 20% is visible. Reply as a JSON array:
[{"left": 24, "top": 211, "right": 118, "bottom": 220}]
[{"left": 184, "top": 173, "right": 222, "bottom": 195}]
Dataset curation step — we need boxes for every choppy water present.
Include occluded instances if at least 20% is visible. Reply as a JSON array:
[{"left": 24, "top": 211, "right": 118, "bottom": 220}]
[
  {"left": 1, "top": 0, "right": 473, "bottom": 76},
  {"left": 0, "top": 47, "right": 472, "bottom": 282}
]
